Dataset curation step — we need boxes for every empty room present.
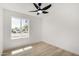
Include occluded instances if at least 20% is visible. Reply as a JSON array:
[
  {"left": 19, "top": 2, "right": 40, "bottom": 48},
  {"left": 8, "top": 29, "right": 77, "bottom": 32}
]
[{"left": 0, "top": 3, "right": 79, "bottom": 56}]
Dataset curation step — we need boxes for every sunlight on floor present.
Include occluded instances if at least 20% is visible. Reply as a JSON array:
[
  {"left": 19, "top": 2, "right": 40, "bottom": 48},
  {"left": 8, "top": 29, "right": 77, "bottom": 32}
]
[{"left": 11, "top": 46, "right": 32, "bottom": 55}]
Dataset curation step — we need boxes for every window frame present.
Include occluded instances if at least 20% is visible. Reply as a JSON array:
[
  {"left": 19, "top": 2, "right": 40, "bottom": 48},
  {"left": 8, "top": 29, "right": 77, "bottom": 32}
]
[{"left": 11, "top": 16, "right": 30, "bottom": 40}]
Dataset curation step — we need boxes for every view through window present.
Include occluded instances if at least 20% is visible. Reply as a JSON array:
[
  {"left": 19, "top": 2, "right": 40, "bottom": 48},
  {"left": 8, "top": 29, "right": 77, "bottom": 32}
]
[{"left": 11, "top": 16, "right": 29, "bottom": 39}]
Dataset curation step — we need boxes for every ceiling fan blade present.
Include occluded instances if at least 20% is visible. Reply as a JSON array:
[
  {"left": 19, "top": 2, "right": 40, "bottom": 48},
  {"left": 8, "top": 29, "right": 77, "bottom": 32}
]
[
  {"left": 38, "top": 3, "right": 42, "bottom": 6},
  {"left": 42, "top": 11, "right": 48, "bottom": 14},
  {"left": 29, "top": 10, "right": 38, "bottom": 12},
  {"left": 42, "top": 4, "right": 51, "bottom": 10},
  {"left": 33, "top": 3, "right": 39, "bottom": 9}
]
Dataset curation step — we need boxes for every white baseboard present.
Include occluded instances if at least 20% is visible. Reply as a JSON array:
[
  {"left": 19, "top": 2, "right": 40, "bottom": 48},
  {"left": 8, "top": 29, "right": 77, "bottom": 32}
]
[{"left": 42, "top": 40, "right": 79, "bottom": 55}]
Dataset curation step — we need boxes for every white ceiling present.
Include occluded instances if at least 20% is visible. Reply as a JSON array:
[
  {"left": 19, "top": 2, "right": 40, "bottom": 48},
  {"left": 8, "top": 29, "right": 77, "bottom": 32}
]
[{"left": 0, "top": 3, "right": 54, "bottom": 18}]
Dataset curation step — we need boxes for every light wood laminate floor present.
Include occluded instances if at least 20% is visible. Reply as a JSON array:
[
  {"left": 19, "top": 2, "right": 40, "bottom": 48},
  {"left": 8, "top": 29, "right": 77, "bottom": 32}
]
[{"left": 2, "top": 41, "right": 78, "bottom": 56}]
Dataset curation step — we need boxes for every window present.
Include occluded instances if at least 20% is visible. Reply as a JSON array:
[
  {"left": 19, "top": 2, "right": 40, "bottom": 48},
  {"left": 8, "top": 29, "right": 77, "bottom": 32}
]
[{"left": 11, "top": 16, "right": 29, "bottom": 39}]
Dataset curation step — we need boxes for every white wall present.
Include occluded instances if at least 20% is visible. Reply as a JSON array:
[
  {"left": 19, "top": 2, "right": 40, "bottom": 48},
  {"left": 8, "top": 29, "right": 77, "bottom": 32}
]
[
  {"left": 0, "top": 3, "right": 42, "bottom": 50},
  {"left": 42, "top": 3, "right": 79, "bottom": 55},
  {"left": 3, "top": 9, "right": 42, "bottom": 50},
  {"left": 0, "top": 8, "right": 3, "bottom": 55}
]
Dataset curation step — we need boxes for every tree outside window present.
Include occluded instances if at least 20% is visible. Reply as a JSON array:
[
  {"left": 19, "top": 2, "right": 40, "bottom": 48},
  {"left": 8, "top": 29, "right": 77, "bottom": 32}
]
[{"left": 11, "top": 17, "right": 29, "bottom": 39}]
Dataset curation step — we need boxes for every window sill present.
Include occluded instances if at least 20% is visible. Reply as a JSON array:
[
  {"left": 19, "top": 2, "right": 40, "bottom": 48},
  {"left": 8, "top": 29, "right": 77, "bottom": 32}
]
[{"left": 11, "top": 37, "right": 29, "bottom": 40}]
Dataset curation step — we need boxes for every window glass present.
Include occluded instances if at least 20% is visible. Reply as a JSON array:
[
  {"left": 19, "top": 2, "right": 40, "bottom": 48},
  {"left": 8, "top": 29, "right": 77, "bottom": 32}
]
[{"left": 11, "top": 17, "right": 29, "bottom": 40}]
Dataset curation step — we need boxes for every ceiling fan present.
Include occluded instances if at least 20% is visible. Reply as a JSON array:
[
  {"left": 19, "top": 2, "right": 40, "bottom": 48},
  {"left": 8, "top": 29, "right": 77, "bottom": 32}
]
[{"left": 29, "top": 3, "right": 52, "bottom": 15}]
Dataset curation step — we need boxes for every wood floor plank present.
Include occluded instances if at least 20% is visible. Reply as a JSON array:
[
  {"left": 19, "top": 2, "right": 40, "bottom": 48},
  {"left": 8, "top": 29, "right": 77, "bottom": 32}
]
[{"left": 2, "top": 41, "right": 78, "bottom": 56}]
